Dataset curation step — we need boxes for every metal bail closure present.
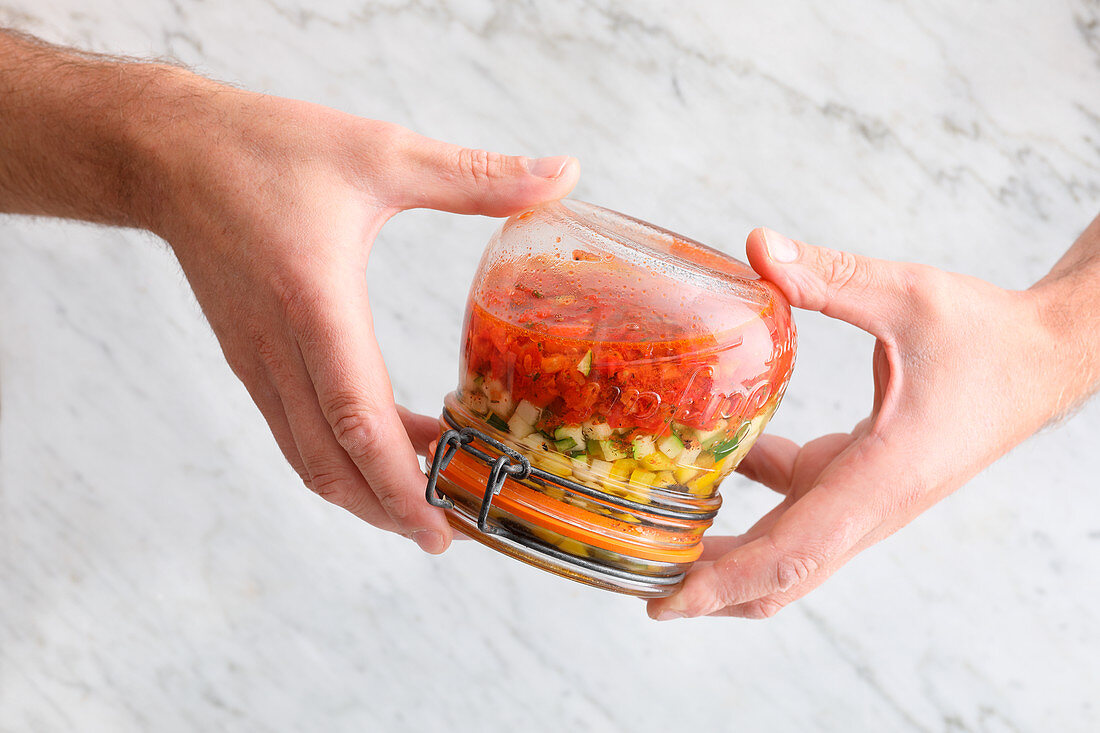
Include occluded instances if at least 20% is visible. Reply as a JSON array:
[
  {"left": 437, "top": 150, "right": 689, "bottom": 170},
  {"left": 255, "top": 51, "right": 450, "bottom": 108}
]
[
  {"left": 425, "top": 424, "right": 532, "bottom": 536},
  {"left": 423, "top": 409, "right": 691, "bottom": 589},
  {"left": 426, "top": 408, "right": 720, "bottom": 521}
]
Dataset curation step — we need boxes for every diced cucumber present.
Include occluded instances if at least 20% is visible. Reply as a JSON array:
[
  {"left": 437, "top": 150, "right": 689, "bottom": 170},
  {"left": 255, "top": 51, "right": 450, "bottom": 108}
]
[
  {"left": 693, "top": 419, "right": 728, "bottom": 447},
  {"left": 488, "top": 393, "right": 514, "bottom": 420},
  {"left": 508, "top": 413, "right": 536, "bottom": 439},
  {"left": 462, "top": 371, "right": 484, "bottom": 394},
  {"left": 520, "top": 433, "right": 551, "bottom": 452},
  {"left": 462, "top": 392, "right": 489, "bottom": 414},
  {"left": 712, "top": 421, "right": 753, "bottom": 460},
  {"left": 588, "top": 458, "right": 613, "bottom": 485},
  {"left": 486, "top": 413, "right": 509, "bottom": 432},
  {"left": 711, "top": 438, "right": 740, "bottom": 460},
  {"left": 513, "top": 399, "right": 541, "bottom": 426},
  {"left": 533, "top": 451, "right": 572, "bottom": 478},
  {"left": 694, "top": 452, "right": 717, "bottom": 471},
  {"left": 571, "top": 457, "right": 595, "bottom": 482},
  {"left": 657, "top": 433, "right": 684, "bottom": 460},
  {"left": 598, "top": 439, "right": 629, "bottom": 461},
  {"left": 582, "top": 419, "right": 614, "bottom": 441},
  {"left": 481, "top": 378, "right": 505, "bottom": 399},
  {"left": 576, "top": 349, "right": 593, "bottom": 376},
  {"left": 722, "top": 415, "right": 767, "bottom": 468},
  {"left": 677, "top": 445, "right": 703, "bottom": 466},
  {"left": 554, "top": 437, "right": 578, "bottom": 453},
  {"left": 554, "top": 426, "right": 586, "bottom": 447},
  {"left": 631, "top": 435, "right": 656, "bottom": 459}
]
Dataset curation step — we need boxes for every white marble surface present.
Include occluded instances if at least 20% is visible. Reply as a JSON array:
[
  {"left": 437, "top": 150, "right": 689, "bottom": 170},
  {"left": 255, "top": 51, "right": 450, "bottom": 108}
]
[{"left": 2, "top": 1, "right": 1099, "bottom": 731}]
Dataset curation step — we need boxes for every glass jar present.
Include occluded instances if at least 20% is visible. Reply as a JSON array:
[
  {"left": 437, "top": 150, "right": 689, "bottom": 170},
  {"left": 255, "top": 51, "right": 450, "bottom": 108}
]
[{"left": 425, "top": 200, "right": 796, "bottom": 597}]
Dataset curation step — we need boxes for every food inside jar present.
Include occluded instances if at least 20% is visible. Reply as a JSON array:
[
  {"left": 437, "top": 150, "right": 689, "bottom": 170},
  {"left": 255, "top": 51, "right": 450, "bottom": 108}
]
[{"left": 455, "top": 251, "right": 794, "bottom": 507}]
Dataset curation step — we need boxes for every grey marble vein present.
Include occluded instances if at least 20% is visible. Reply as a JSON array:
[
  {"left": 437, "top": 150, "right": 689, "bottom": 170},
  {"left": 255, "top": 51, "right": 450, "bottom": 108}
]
[{"left": 2, "top": 1, "right": 1099, "bottom": 731}]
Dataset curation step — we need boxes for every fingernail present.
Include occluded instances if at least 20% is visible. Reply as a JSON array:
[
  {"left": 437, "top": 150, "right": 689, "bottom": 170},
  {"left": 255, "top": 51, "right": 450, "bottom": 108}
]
[
  {"left": 526, "top": 155, "right": 569, "bottom": 179},
  {"left": 412, "top": 529, "right": 445, "bottom": 554},
  {"left": 764, "top": 228, "right": 799, "bottom": 263},
  {"left": 655, "top": 610, "right": 686, "bottom": 621}
]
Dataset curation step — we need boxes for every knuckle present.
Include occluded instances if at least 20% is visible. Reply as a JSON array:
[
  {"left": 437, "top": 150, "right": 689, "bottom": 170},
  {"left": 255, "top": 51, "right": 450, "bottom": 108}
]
[
  {"left": 369, "top": 120, "right": 412, "bottom": 154},
  {"left": 269, "top": 271, "right": 324, "bottom": 329},
  {"left": 244, "top": 326, "right": 282, "bottom": 368},
  {"left": 322, "top": 392, "right": 384, "bottom": 460},
  {"left": 897, "top": 263, "right": 953, "bottom": 322},
  {"left": 308, "top": 467, "right": 381, "bottom": 523},
  {"left": 308, "top": 466, "right": 354, "bottom": 504},
  {"left": 222, "top": 347, "right": 255, "bottom": 382},
  {"left": 374, "top": 485, "right": 413, "bottom": 522},
  {"left": 767, "top": 535, "right": 823, "bottom": 592},
  {"left": 822, "top": 248, "right": 867, "bottom": 299},
  {"left": 774, "top": 551, "right": 818, "bottom": 592},
  {"left": 739, "top": 597, "right": 786, "bottom": 620},
  {"left": 459, "top": 147, "right": 510, "bottom": 184}
]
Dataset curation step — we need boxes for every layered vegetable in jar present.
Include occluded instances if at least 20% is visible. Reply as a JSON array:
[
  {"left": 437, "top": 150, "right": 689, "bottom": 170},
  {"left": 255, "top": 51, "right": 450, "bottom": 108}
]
[{"left": 430, "top": 200, "right": 795, "bottom": 596}]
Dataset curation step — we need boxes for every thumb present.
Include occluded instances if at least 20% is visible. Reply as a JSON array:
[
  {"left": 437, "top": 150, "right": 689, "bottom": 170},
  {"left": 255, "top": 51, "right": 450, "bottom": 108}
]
[
  {"left": 745, "top": 227, "right": 909, "bottom": 337},
  {"left": 385, "top": 130, "right": 580, "bottom": 217}
]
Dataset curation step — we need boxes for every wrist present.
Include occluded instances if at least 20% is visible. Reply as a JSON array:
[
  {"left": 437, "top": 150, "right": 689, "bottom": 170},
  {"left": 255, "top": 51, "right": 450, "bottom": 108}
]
[
  {"left": 1028, "top": 262, "right": 1100, "bottom": 417},
  {"left": 0, "top": 32, "right": 229, "bottom": 233},
  {"left": 121, "top": 66, "right": 238, "bottom": 239}
]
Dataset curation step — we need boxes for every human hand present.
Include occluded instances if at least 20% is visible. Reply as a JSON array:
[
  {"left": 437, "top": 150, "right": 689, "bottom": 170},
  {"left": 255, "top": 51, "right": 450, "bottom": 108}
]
[
  {"left": 148, "top": 79, "right": 579, "bottom": 553},
  {"left": 648, "top": 225, "right": 1089, "bottom": 619}
]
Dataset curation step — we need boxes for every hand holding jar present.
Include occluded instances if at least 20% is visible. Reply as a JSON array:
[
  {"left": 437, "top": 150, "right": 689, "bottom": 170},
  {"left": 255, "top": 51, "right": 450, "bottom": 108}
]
[{"left": 647, "top": 223, "right": 1100, "bottom": 620}]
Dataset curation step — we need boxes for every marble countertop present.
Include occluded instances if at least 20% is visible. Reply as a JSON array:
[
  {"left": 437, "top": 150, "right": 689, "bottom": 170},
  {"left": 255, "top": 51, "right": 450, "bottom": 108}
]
[{"left": 2, "top": 1, "right": 1099, "bottom": 731}]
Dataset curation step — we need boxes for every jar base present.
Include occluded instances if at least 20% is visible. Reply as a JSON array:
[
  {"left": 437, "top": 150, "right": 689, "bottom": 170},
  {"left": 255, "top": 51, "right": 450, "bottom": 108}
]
[{"left": 441, "top": 500, "right": 684, "bottom": 599}]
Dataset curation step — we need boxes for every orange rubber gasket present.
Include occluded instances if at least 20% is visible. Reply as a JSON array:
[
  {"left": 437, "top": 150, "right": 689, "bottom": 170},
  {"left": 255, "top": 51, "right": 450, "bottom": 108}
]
[{"left": 440, "top": 449, "right": 705, "bottom": 564}]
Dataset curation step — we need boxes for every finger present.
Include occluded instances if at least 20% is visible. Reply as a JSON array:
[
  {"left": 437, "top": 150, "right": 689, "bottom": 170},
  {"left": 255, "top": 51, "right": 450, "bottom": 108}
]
[
  {"left": 397, "top": 404, "right": 443, "bottom": 456},
  {"left": 295, "top": 281, "right": 452, "bottom": 553},
  {"left": 744, "top": 227, "right": 911, "bottom": 339},
  {"left": 702, "top": 535, "right": 881, "bottom": 619},
  {"left": 262, "top": 336, "right": 403, "bottom": 534},
  {"left": 229, "top": 355, "right": 311, "bottom": 484},
  {"left": 708, "top": 526, "right": 883, "bottom": 619},
  {"left": 697, "top": 497, "right": 791, "bottom": 561},
  {"left": 734, "top": 433, "right": 800, "bottom": 493},
  {"left": 384, "top": 131, "right": 580, "bottom": 217},
  {"left": 649, "top": 436, "right": 898, "bottom": 619}
]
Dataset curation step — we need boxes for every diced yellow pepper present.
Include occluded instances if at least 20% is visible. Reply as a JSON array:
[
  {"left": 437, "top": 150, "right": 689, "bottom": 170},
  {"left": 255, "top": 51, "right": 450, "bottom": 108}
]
[
  {"left": 689, "top": 470, "right": 720, "bottom": 496},
  {"left": 608, "top": 458, "right": 637, "bottom": 485},
  {"left": 688, "top": 458, "right": 728, "bottom": 496},
  {"left": 655, "top": 471, "right": 677, "bottom": 488},
  {"left": 673, "top": 465, "right": 700, "bottom": 484},
  {"left": 639, "top": 450, "right": 674, "bottom": 472},
  {"left": 628, "top": 468, "right": 657, "bottom": 489}
]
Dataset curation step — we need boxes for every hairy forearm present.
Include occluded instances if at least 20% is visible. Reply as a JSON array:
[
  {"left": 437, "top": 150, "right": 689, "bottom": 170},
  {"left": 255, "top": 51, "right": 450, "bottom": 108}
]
[
  {"left": 1031, "top": 213, "right": 1100, "bottom": 415},
  {"left": 0, "top": 29, "right": 216, "bottom": 230}
]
